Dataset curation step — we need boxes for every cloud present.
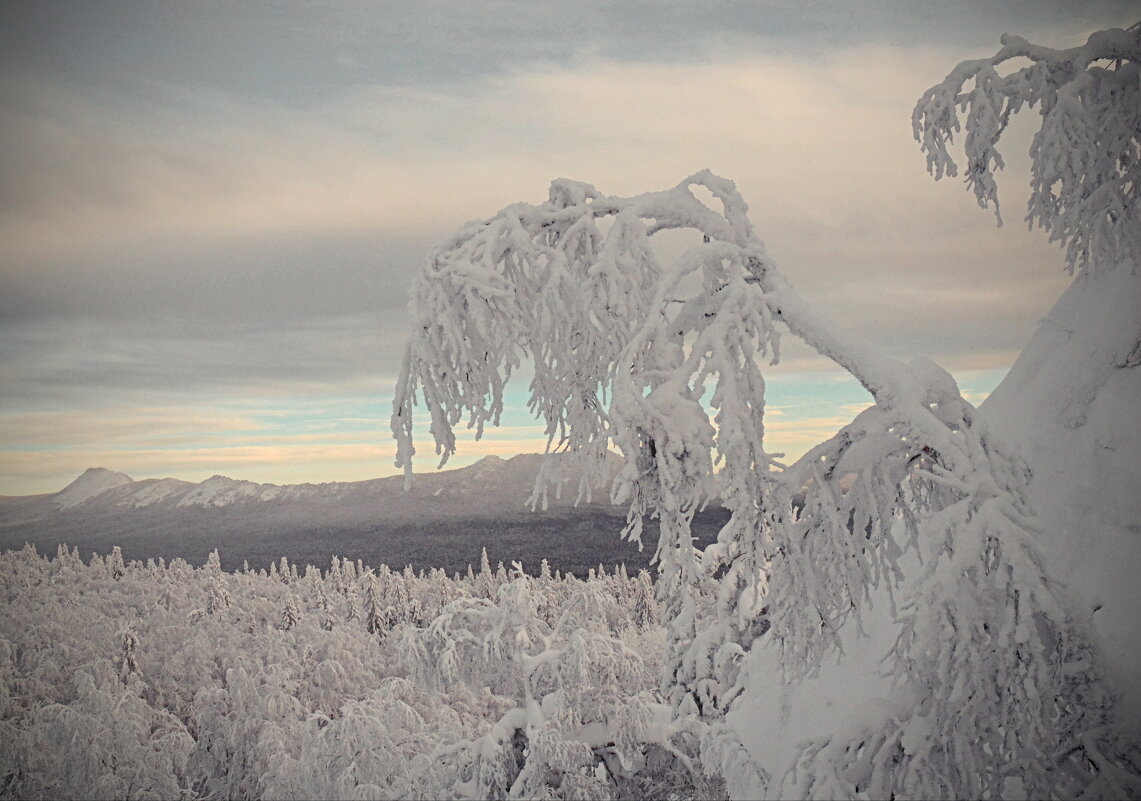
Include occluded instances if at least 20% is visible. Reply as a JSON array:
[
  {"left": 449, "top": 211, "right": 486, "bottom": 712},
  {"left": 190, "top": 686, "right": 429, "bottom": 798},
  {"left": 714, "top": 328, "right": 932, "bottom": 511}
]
[
  {"left": 0, "top": 79, "right": 456, "bottom": 263},
  {"left": 0, "top": 406, "right": 267, "bottom": 449},
  {"left": 0, "top": 43, "right": 1018, "bottom": 242},
  {"left": 0, "top": 408, "right": 553, "bottom": 495},
  {"left": 2, "top": 44, "right": 1074, "bottom": 373},
  {"left": 2, "top": 6, "right": 1122, "bottom": 493}
]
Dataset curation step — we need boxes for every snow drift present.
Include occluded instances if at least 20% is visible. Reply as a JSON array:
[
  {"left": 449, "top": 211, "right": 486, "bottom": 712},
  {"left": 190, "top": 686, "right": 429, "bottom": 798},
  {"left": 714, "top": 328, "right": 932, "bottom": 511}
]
[{"left": 982, "top": 262, "right": 1141, "bottom": 729}]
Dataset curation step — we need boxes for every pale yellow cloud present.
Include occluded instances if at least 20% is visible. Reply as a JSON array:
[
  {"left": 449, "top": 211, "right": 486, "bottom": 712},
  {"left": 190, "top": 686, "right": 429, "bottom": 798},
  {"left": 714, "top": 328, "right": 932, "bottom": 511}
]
[
  {"left": 0, "top": 37, "right": 1079, "bottom": 495},
  {"left": 3, "top": 43, "right": 1072, "bottom": 378},
  {"left": 0, "top": 407, "right": 267, "bottom": 448},
  {"left": 0, "top": 43, "right": 1034, "bottom": 260},
  {"left": 763, "top": 413, "right": 860, "bottom": 463},
  {"left": 0, "top": 404, "right": 554, "bottom": 494}
]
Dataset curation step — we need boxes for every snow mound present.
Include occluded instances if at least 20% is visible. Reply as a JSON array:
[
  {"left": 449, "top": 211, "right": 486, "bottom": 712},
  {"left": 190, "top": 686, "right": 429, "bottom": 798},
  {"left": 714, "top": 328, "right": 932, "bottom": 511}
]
[
  {"left": 456, "top": 454, "right": 507, "bottom": 487},
  {"left": 53, "top": 468, "right": 133, "bottom": 509},
  {"left": 982, "top": 264, "right": 1141, "bottom": 729}
]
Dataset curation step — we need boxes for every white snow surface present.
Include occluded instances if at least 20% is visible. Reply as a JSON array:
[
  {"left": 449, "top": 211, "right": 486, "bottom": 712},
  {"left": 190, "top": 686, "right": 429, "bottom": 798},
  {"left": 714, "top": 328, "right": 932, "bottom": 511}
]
[
  {"left": 981, "top": 263, "right": 1141, "bottom": 730},
  {"left": 728, "top": 546, "right": 921, "bottom": 797},
  {"left": 52, "top": 467, "right": 134, "bottom": 509},
  {"left": 119, "top": 477, "right": 194, "bottom": 508},
  {"left": 174, "top": 475, "right": 288, "bottom": 508}
]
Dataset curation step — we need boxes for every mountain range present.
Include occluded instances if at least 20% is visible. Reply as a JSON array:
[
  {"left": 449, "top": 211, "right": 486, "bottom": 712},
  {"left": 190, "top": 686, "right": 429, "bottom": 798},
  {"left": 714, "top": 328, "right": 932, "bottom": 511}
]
[{"left": 0, "top": 454, "right": 726, "bottom": 577}]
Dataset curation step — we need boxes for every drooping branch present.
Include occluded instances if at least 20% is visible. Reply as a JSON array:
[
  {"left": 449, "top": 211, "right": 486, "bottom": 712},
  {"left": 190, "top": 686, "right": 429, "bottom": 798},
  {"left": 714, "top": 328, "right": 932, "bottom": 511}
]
[
  {"left": 391, "top": 167, "right": 1113, "bottom": 796},
  {"left": 394, "top": 171, "right": 1041, "bottom": 669},
  {"left": 913, "top": 24, "right": 1140, "bottom": 274}
]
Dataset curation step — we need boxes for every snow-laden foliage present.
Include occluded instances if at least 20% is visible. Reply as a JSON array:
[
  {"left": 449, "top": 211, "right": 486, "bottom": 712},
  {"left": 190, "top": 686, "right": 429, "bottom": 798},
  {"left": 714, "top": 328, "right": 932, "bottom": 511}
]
[
  {"left": 913, "top": 23, "right": 1140, "bottom": 275},
  {"left": 401, "top": 566, "right": 722, "bottom": 799},
  {"left": 902, "top": 24, "right": 1141, "bottom": 800},
  {"left": 0, "top": 545, "right": 723, "bottom": 800},
  {"left": 391, "top": 158, "right": 1134, "bottom": 794}
]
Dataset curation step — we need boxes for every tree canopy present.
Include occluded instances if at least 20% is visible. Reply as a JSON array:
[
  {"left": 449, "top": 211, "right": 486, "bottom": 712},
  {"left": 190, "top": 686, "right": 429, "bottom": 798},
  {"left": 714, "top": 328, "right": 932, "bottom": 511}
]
[{"left": 392, "top": 22, "right": 1140, "bottom": 800}]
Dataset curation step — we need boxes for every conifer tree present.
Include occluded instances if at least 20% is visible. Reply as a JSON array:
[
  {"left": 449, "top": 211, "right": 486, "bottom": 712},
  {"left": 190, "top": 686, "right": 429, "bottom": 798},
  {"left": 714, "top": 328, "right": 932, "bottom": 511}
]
[
  {"left": 329, "top": 555, "right": 346, "bottom": 596},
  {"left": 478, "top": 547, "right": 496, "bottom": 600},
  {"left": 203, "top": 548, "right": 230, "bottom": 616},
  {"left": 207, "top": 573, "right": 231, "bottom": 616},
  {"left": 363, "top": 572, "right": 390, "bottom": 636},
  {"left": 119, "top": 626, "right": 141, "bottom": 684},
  {"left": 281, "top": 592, "right": 301, "bottom": 631},
  {"left": 632, "top": 570, "right": 659, "bottom": 631},
  {"left": 108, "top": 546, "right": 126, "bottom": 581},
  {"left": 315, "top": 582, "right": 337, "bottom": 631}
]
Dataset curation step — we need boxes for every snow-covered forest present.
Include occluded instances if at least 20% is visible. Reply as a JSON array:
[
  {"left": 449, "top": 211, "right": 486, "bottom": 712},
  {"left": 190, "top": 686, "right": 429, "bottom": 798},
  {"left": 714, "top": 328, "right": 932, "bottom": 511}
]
[
  {"left": 2, "top": 21, "right": 1139, "bottom": 801},
  {"left": 0, "top": 544, "right": 698, "bottom": 800}
]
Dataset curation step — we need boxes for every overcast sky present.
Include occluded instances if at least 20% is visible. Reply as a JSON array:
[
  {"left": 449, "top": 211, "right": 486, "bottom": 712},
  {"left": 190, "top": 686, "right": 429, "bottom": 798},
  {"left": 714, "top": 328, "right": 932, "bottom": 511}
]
[{"left": 1, "top": 1, "right": 1135, "bottom": 495}]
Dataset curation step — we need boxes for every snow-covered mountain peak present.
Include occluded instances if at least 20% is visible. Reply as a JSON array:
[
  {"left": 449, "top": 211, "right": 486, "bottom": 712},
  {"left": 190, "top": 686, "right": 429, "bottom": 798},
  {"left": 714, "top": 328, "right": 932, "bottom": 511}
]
[
  {"left": 120, "top": 477, "right": 194, "bottom": 508},
  {"left": 466, "top": 454, "right": 506, "bottom": 473},
  {"left": 444, "top": 454, "right": 512, "bottom": 477},
  {"left": 53, "top": 468, "right": 134, "bottom": 509}
]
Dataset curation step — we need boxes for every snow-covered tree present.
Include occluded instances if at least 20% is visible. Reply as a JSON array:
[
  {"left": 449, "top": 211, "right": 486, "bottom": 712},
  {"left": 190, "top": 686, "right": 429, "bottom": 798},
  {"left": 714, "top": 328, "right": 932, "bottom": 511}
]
[
  {"left": 363, "top": 571, "right": 393, "bottom": 637},
  {"left": 108, "top": 546, "right": 125, "bottom": 582},
  {"left": 389, "top": 26, "right": 1139, "bottom": 798},
  {"left": 477, "top": 546, "right": 496, "bottom": 600},
  {"left": 631, "top": 569, "right": 658, "bottom": 631},
  {"left": 315, "top": 582, "right": 337, "bottom": 632},
  {"left": 911, "top": 22, "right": 1141, "bottom": 800},
  {"left": 206, "top": 573, "right": 231, "bottom": 617},
  {"left": 118, "top": 626, "right": 141, "bottom": 684},
  {"left": 203, "top": 550, "right": 232, "bottom": 617},
  {"left": 913, "top": 22, "right": 1139, "bottom": 276},
  {"left": 399, "top": 571, "right": 712, "bottom": 799},
  {"left": 280, "top": 592, "right": 301, "bottom": 631},
  {"left": 14, "top": 661, "right": 193, "bottom": 800}
]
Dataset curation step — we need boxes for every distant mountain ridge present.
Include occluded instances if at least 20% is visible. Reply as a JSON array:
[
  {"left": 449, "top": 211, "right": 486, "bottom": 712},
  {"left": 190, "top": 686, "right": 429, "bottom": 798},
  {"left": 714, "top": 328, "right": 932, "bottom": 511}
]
[
  {"left": 25, "top": 454, "right": 621, "bottom": 516},
  {"left": 0, "top": 453, "right": 725, "bottom": 577}
]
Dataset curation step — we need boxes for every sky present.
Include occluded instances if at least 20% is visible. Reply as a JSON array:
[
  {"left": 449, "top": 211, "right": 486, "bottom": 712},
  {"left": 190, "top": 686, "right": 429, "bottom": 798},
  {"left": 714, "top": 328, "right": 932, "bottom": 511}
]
[{"left": 1, "top": 1, "right": 1135, "bottom": 496}]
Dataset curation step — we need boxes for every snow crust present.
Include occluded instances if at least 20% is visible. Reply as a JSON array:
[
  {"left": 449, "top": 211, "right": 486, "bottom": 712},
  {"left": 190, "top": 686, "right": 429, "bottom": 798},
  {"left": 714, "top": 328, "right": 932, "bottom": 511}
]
[{"left": 982, "top": 264, "right": 1141, "bottom": 728}]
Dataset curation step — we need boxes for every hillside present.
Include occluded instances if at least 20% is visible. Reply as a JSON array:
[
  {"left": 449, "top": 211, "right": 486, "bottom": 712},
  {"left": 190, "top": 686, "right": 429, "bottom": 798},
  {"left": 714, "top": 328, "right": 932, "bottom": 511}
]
[{"left": 0, "top": 454, "right": 727, "bottom": 576}]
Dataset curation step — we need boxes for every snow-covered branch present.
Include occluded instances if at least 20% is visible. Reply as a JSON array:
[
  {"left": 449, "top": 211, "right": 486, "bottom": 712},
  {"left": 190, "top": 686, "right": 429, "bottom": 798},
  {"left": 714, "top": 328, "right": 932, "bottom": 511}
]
[
  {"left": 913, "top": 24, "right": 1140, "bottom": 275},
  {"left": 389, "top": 162, "right": 1118, "bottom": 797}
]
